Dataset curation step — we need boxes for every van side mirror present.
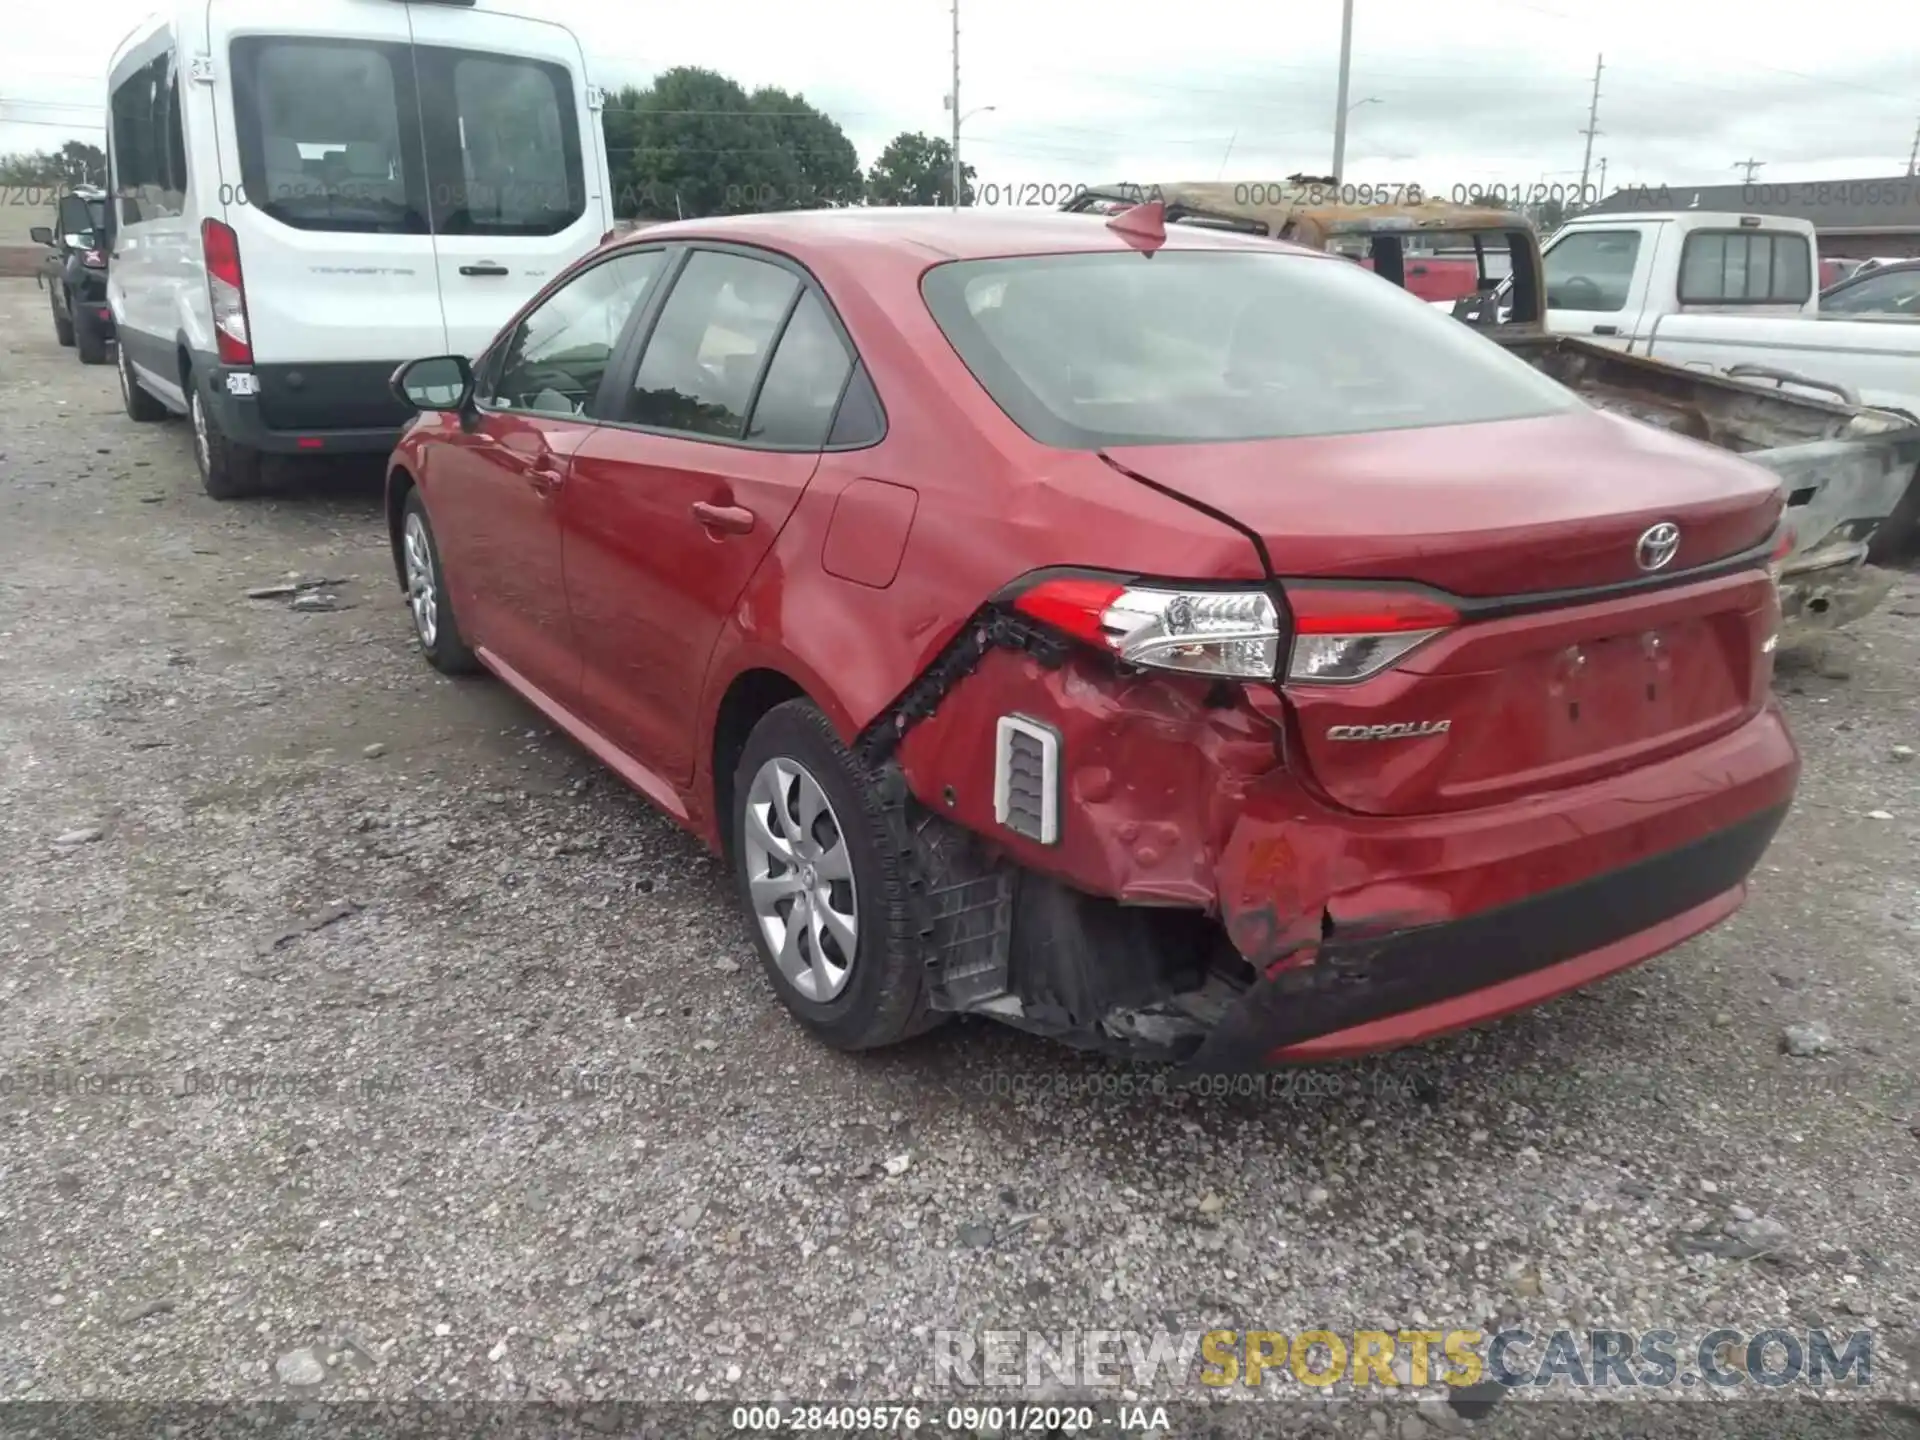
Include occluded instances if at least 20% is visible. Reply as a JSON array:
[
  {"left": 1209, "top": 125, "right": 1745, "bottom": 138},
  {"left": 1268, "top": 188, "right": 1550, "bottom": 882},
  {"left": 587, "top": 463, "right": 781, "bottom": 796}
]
[
  {"left": 392, "top": 355, "right": 474, "bottom": 413},
  {"left": 30, "top": 226, "right": 55, "bottom": 248}
]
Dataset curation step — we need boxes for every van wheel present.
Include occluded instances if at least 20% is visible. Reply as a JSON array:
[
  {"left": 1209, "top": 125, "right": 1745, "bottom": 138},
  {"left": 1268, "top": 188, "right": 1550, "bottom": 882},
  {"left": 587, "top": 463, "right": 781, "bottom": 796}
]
[
  {"left": 118, "top": 343, "right": 167, "bottom": 423},
  {"left": 52, "top": 292, "right": 75, "bottom": 348},
  {"left": 731, "top": 700, "right": 941, "bottom": 1052},
  {"left": 74, "top": 306, "right": 109, "bottom": 366},
  {"left": 189, "top": 378, "right": 263, "bottom": 500}
]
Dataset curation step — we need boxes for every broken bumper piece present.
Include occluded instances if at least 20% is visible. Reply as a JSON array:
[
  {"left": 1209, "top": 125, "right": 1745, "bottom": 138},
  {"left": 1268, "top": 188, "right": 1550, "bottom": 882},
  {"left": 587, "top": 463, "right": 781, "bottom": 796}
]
[{"left": 1177, "top": 702, "right": 1798, "bottom": 1073}]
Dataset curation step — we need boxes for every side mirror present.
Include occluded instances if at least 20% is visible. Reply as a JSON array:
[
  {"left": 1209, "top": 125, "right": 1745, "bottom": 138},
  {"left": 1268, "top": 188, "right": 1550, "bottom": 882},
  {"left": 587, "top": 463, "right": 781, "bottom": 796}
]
[
  {"left": 30, "top": 226, "right": 55, "bottom": 248},
  {"left": 391, "top": 355, "right": 475, "bottom": 413}
]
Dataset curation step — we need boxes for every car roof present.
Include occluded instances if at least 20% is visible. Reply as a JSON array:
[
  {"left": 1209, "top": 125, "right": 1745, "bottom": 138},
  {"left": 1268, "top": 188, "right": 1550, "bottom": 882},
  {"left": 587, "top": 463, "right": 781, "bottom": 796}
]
[{"left": 611, "top": 206, "right": 1328, "bottom": 264}]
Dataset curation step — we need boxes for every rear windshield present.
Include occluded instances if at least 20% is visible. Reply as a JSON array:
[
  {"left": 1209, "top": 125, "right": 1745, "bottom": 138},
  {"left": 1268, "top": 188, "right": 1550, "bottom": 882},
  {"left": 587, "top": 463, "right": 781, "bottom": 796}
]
[
  {"left": 920, "top": 249, "right": 1579, "bottom": 448},
  {"left": 231, "top": 36, "right": 584, "bottom": 237}
]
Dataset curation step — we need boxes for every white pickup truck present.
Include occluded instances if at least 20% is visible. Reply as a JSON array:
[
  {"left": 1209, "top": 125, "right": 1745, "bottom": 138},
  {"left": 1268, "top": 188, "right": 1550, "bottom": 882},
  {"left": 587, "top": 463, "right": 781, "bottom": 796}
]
[{"left": 1528, "top": 210, "right": 1920, "bottom": 558}]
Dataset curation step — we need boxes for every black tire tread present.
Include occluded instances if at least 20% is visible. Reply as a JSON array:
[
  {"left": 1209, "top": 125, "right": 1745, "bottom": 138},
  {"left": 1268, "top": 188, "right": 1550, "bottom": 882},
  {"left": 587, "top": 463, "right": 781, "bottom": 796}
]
[
  {"left": 119, "top": 346, "right": 168, "bottom": 422},
  {"left": 191, "top": 383, "right": 264, "bottom": 500},
  {"left": 401, "top": 490, "right": 481, "bottom": 675},
  {"left": 734, "top": 699, "right": 946, "bottom": 1051},
  {"left": 52, "top": 293, "right": 75, "bottom": 348}
]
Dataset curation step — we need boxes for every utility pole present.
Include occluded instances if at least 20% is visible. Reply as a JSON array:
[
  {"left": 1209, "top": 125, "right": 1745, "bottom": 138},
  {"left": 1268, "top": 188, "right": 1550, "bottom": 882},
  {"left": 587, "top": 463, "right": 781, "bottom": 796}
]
[
  {"left": 1908, "top": 116, "right": 1920, "bottom": 177},
  {"left": 1577, "top": 53, "right": 1603, "bottom": 202},
  {"left": 1733, "top": 158, "right": 1764, "bottom": 183},
  {"left": 949, "top": 0, "right": 963, "bottom": 209},
  {"left": 1330, "top": 0, "right": 1356, "bottom": 182},
  {"left": 1596, "top": 156, "right": 1607, "bottom": 203}
]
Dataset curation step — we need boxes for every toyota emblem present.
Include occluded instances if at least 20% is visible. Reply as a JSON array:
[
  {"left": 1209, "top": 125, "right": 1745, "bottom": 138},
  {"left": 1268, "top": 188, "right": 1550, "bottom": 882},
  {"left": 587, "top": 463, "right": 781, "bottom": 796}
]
[{"left": 1635, "top": 522, "right": 1681, "bottom": 572}]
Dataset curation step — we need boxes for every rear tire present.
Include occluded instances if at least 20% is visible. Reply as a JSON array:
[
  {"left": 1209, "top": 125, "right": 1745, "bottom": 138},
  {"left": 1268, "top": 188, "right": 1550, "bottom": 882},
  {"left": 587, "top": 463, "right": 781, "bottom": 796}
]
[
  {"left": 732, "top": 700, "right": 940, "bottom": 1052},
  {"left": 188, "top": 375, "right": 264, "bottom": 500},
  {"left": 52, "top": 292, "right": 74, "bottom": 348},
  {"left": 74, "top": 305, "right": 109, "bottom": 366},
  {"left": 118, "top": 342, "right": 168, "bottom": 423},
  {"left": 1866, "top": 472, "right": 1920, "bottom": 565}
]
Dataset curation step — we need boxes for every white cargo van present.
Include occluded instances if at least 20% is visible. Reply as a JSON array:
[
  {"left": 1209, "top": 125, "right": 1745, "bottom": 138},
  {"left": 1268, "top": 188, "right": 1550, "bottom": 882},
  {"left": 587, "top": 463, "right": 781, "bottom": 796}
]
[{"left": 105, "top": 0, "right": 616, "bottom": 497}]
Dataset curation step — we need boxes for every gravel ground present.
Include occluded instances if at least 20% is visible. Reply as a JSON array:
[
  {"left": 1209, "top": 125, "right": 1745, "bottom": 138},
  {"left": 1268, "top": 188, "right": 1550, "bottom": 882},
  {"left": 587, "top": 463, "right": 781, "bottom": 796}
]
[{"left": 1, "top": 278, "right": 1918, "bottom": 1437}]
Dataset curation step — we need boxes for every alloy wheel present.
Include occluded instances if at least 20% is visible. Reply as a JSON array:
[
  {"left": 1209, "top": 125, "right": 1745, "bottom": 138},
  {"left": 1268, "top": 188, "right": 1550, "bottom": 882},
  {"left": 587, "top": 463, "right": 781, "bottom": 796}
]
[
  {"left": 189, "top": 388, "right": 210, "bottom": 476},
  {"left": 402, "top": 512, "right": 439, "bottom": 649},
  {"left": 743, "top": 756, "right": 859, "bottom": 1002}
]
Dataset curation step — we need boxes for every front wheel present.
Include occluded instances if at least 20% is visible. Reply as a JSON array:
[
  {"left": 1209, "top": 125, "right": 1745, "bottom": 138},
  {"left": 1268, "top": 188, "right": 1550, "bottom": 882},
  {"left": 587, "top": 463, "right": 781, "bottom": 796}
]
[
  {"left": 51, "top": 291, "right": 75, "bottom": 348},
  {"left": 399, "top": 490, "right": 480, "bottom": 675},
  {"left": 732, "top": 700, "right": 940, "bottom": 1051},
  {"left": 189, "top": 378, "right": 263, "bottom": 499}
]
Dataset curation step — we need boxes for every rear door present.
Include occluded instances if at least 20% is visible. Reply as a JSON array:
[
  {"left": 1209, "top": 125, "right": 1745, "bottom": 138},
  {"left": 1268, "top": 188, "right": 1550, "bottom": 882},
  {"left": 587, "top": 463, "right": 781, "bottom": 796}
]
[
  {"left": 402, "top": 6, "right": 609, "bottom": 360},
  {"left": 217, "top": 3, "right": 445, "bottom": 376},
  {"left": 563, "top": 247, "right": 851, "bottom": 782}
]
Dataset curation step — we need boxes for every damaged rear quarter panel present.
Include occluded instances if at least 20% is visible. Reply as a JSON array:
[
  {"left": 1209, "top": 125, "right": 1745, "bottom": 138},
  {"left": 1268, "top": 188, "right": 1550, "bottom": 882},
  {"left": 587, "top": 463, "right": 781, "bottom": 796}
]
[{"left": 894, "top": 647, "right": 1282, "bottom": 906}]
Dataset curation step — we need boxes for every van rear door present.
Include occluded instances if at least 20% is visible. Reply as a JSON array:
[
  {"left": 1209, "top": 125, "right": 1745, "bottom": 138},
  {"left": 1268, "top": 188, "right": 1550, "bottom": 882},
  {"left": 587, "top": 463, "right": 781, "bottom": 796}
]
[
  {"left": 402, "top": 6, "right": 611, "bottom": 360},
  {"left": 216, "top": 0, "right": 449, "bottom": 393}
]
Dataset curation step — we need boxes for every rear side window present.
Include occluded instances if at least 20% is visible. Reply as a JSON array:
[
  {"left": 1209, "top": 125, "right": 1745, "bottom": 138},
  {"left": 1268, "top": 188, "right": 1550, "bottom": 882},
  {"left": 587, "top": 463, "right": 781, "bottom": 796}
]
[
  {"left": 231, "top": 39, "right": 585, "bottom": 237},
  {"left": 745, "top": 291, "right": 855, "bottom": 447},
  {"left": 1543, "top": 229, "right": 1641, "bottom": 311},
  {"left": 1679, "top": 230, "right": 1811, "bottom": 304},
  {"left": 231, "top": 38, "right": 426, "bottom": 233},
  {"left": 921, "top": 249, "right": 1579, "bottom": 448},
  {"left": 626, "top": 252, "right": 801, "bottom": 439}
]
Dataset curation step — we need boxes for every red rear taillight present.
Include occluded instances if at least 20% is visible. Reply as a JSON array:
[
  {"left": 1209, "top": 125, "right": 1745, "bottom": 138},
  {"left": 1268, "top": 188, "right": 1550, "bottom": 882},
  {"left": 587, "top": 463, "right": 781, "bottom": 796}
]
[
  {"left": 201, "top": 218, "right": 252, "bottom": 365},
  {"left": 1282, "top": 583, "right": 1459, "bottom": 684},
  {"left": 81, "top": 248, "right": 106, "bottom": 270},
  {"left": 1011, "top": 574, "right": 1283, "bottom": 680}
]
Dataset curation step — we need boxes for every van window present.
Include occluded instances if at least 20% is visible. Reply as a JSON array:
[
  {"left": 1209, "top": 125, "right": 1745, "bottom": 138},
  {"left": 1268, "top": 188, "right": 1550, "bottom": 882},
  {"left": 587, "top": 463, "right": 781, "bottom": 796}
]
[
  {"left": 232, "top": 38, "right": 584, "bottom": 239},
  {"left": 423, "top": 54, "right": 586, "bottom": 236},
  {"left": 110, "top": 54, "right": 185, "bottom": 222},
  {"left": 1679, "top": 230, "right": 1811, "bottom": 305},
  {"left": 1543, "top": 230, "right": 1641, "bottom": 311},
  {"left": 232, "top": 37, "right": 428, "bottom": 234}
]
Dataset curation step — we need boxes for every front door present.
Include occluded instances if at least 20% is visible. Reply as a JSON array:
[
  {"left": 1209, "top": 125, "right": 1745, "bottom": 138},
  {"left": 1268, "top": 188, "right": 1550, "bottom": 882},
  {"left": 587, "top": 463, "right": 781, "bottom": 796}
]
[
  {"left": 424, "top": 247, "right": 669, "bottom": 707},
  {"left": 563, "top": 248, "right": 857, "bottom": 783},
  {"left": 1541, "top": 225, "right": 1656, "bottom": 348}
]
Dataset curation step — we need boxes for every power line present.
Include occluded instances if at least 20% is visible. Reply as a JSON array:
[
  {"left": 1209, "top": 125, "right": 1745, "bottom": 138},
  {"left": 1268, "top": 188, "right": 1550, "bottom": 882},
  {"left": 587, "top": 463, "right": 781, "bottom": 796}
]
[{"left": 1733, "top": 157, "right": 1765, "bottom": 182}]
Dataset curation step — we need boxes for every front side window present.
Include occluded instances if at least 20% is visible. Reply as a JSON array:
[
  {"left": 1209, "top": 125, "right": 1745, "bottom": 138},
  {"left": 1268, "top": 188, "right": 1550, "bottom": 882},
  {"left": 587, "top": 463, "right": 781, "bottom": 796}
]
[
  {"left": 110, "top": 55, "right": 167, "bottom": 224},
  {"left": 1679, "top": 230, "right": 1811, "bottom": 304},
  {"left": 485, "top": 251, "right": 667, "bottom": 417},
  {"left": 231, "top": 37, "right": 425, "bottom": 233},
  {"left": 1543, "top": 230, "right": 1641, "bottom": 311},
  {"left": 1821, "top": 267, "right": 1920, "bottom": 316},
  {"left": 921, "top": 249, "right": 1580, "bottom": 449},
  {"left": 626, "top": 252, "right": 801, "bottom": 439}
]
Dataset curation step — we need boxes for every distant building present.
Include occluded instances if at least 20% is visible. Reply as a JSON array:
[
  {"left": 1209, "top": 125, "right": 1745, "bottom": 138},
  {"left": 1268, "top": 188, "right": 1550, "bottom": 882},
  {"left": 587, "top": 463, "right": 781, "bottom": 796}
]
[{"left": 1584, "top": 174, "right": 1920, "bottom": 260}]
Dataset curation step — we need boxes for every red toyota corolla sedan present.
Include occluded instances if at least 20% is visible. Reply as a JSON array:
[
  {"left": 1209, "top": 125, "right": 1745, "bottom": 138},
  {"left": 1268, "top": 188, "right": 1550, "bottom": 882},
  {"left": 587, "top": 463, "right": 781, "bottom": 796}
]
[{"left": 383, "top": 204, "right": 1798, "bottom": 1073}]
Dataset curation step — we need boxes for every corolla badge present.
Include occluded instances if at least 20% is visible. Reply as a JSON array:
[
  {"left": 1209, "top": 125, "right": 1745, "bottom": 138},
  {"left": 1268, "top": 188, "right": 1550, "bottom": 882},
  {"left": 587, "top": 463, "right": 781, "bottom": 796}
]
[
  {"left": 1636, "top": 521, "right": 1681, "bottom": 572},
  {"left": 1326, "top": 720, "right": 1452, "bottom": 741}
]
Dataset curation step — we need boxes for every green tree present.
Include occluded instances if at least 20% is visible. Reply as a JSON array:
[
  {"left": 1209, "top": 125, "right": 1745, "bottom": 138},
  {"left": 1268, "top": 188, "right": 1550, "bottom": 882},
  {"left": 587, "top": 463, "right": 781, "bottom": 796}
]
[
  {"left": 0, "top": 141, "right": 107, "bottom": 187},
  {"left": 601, "top": 67, "right": 861, "bottom": 219},
  {"left": 865, "top": 132, "right": 974, "bottom": 207}
]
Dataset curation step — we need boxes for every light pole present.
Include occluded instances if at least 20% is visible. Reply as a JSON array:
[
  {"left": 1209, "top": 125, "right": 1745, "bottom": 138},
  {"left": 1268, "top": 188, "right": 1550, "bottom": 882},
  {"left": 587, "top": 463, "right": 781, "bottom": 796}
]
[
  {"left": 942, "top": 98, "right": 994, "bottom": 208},
  {"left": 1330, "top": 0, "right": 1356, "bottom": 181}
]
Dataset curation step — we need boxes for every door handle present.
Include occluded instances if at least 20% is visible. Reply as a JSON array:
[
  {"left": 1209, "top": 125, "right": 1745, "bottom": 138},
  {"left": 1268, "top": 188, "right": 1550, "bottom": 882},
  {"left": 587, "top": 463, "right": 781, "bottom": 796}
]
[
  {"left": 527, "top": 463, "right": 567, "bottom": 495},
  {"left": 460, "top": 263, "right": 510, "bottom": 277},
  {"left": 691, "top": 501, "right": 755, "bottom": 535},
  {"left": 1593, "top": 324, "right": 1619, "bottom": 335}
]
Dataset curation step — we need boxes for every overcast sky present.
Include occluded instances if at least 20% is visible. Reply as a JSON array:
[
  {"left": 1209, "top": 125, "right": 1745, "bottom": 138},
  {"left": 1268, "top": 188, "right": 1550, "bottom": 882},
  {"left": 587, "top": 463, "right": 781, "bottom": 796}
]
[{"left": 4, "top": 0, "right": 1917, "bottom": 197}]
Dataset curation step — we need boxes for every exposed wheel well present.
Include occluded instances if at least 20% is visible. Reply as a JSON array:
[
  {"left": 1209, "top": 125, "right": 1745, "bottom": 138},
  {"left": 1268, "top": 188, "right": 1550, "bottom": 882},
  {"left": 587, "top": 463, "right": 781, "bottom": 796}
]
[
  {"left": 175, "top": 341, "right": 193, "bottom": 394},
  {"left": 711, "top": 668, "right": 807, "bottom": 858},
  {"left": 386, "top": 467, "right": 417, "bottom": 590}
]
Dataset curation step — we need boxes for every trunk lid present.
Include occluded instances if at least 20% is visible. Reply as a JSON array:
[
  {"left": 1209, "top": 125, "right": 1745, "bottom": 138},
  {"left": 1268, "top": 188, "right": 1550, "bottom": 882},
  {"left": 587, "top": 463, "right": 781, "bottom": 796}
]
[{"left": 1105, "top": 409, "right": 1783, "bottom": 816}]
